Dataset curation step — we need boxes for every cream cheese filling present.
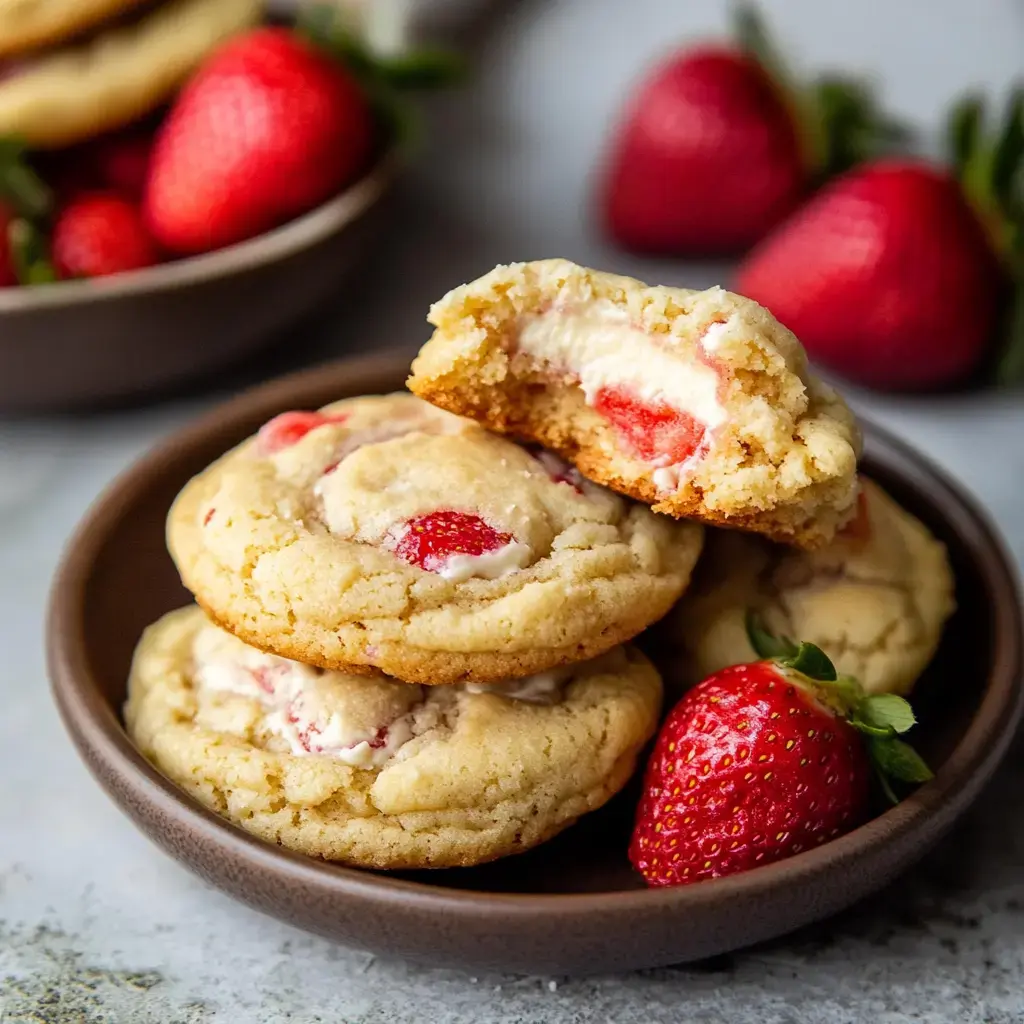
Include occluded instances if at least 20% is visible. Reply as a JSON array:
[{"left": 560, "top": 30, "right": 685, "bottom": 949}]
[{"left": 517, "top": 300, "right": 727, "bottom": 433}]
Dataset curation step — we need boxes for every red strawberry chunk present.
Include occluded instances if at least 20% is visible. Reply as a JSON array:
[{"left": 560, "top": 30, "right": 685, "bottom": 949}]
[
  {"left": 630, "top": 662, "right": 870, "bottom": 887},
  {"left": 391, "top": 511, "right": 512, "bottom": 574},
  {"left": 256, "top": 410, "right": 349, "bottom": 454},
  {"left": 593, "top": 385, "right": 706, "bottom": 465}
]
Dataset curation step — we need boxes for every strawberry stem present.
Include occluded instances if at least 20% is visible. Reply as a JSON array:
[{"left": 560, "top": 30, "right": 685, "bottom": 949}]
[
  {"left": 996, "top": 281, "right": 1024, "bottom": 385},
  {"left": 0, "top": 137, "right": 53, "bottom": 221},
  {"left": 746, "top": 613, "right": 933, "bottom": 797},
  {"left": 8, "top": 218, "right": 57, "bottom": 286},
  {"left": 297, "top": 3, "right": 465, "bottom": 154}
]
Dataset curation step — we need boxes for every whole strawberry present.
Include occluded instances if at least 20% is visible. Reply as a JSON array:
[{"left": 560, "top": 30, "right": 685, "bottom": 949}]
[
  {"left": 735, "top": 160, "right": 1002, "bottom": 390},
  {"left": 144, "top": 27, "right": 374, "bottom": 254},
  {"left": 630, "top": 622, "right": 931, "bottom": 887},
  {"left": 53, "top": 194, "right": 160, "bottom": 279},
  {"left": 600, "top": 6, "right": 902, "bottom": 255}
]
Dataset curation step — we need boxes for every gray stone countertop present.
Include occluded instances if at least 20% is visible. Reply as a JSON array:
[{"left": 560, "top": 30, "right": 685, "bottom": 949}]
[{"left": 3, "top": 2, "right": 1024, "bottom": 1020}]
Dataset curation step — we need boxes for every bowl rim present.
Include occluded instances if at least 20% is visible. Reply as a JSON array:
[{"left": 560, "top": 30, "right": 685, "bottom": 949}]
[
  {"left": 46, "top": 352, "right": 1024, "bottom": 919},
  {"left": 0, "top": 152, "right": 401, "bottom": 312}
]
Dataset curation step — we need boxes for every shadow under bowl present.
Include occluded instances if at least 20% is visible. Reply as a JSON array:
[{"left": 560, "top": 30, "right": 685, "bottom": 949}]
[
  {"left": 0, "top": 156, "right": 399, "bottom": 415},
  {"left": 47, "top": 352, "right": 1024, "bottom": 975}
]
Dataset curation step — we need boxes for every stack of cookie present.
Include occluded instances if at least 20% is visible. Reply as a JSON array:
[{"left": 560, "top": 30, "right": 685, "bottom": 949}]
[
  {"left": 0, "top": 0, "right": 263, "bottom": 149},
  {"left": 126, "top": 259, "right": 955, "bottom": 872}
]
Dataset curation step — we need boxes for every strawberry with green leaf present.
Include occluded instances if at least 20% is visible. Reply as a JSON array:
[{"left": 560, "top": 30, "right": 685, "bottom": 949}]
[
  {"left": 600, "top": 4, "right": 905, "bottom": 255},
  {"left": 630, "top": 616, "right": 931, "bottom": 887},
  {"left": 736, "top": 86, "right": 1024, "bottom": 391}
]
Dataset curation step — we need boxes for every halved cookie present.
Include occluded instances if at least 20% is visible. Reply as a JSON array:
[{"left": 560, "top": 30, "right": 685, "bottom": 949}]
[
  {"left": 167, "top": 393, "right": 704, "bottom": 684},
  {"left": 125, "top": 606, "right": 663, "bottom": 869},
  {"left": 408, "top": 259, "right": 862, "bottom": 549},
  {"left": 0, "top": 0, "right": 262, "bottom": 147}
]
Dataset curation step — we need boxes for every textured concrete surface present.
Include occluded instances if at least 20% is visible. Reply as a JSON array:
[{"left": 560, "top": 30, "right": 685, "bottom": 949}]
[{"left": 3, "top": 1, "right": 1024, "bottom": 1020}]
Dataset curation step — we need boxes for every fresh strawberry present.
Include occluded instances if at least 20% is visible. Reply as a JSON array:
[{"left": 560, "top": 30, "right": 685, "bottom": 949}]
[
  {"left": 389, "top": 511, "right": 512, "bottom": 574},
  {"left": 144, "top": 27, "right": 374, "bottom": 255},
  {"left": 630, "top": 621, "right": 931, "bottom": 887},
  {"left": 0, "top": 203, "right": 16, "bottom": 286},
  {"left": 592, "top": 385, "right": 706, "bottom": 464},
  {"left": 735, "top": 160, "right": 1003, "bottom": 390},
  {"left": 256, "top": 410, "right": 350, "bottom": 454},
  {"left": 600, "top": 6, "right": 903, "bottom": 255},
  {"left": 52, "top": 194, "right": 160, "bottom": 279}
]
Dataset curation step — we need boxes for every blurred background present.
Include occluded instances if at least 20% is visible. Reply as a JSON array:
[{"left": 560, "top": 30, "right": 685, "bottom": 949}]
[{"left": 2, "top": 2, "right": 1024, "bottom": 1017}]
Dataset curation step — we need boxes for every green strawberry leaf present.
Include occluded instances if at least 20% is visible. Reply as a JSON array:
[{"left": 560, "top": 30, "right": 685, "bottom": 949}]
[
  {"left": 783, "top": 642, "right": 838, "bottom": 682},
  {"left": 8, "top": 218, "right": 58, "bottom": 286},
  {"left": 733, "top": 2, "right": 788, "bottom": 85},
  {"left": 947, "top": 92, "right": 986, "bottom": 181},
  {"left": 991, "top": 86, "right": 1024, "bottom": 205},
  {"left": 995, "top": 280, "right": 1024, "bottom": 386},
  {"left": 745, "top": 610, "right": 799, "bottom": 660},
  {"left": 297, "top": 3, "right": 464, "bottom": 91},
  {"left": 0, "top": 136, "right": 53, "bottom": 222},
  {"left": 860, "top": 693, "right": 917, "bottom": 735},
  {"left": 869, "top": 736, "right": 934, "bottom": 785},
  {"left": 374, "top": 49, "right": 468, "bottom": 90},
  {"left": 811, "top": 76, "right": 911, "bottom": 179}
]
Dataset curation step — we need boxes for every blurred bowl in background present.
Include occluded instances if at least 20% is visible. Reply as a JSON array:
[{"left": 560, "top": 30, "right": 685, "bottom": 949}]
[{"left": 0, "top": 151, "right": 399, "bottom": 415}]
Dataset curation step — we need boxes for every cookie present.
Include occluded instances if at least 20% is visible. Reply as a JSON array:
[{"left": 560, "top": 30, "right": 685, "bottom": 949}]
[
  {"left": 125, "top": 606, "right": 663, "bottom": 869},
  {"left": 0, "top": 0, "right": 150, "bottom": 58},
  {"left": 0, "top": 0, "right": 262, "bottom": 148},
  {"left": 665, "top": 479, "right": 955, "bottom": 696},
  {"left": 408, "top": 259, "right": 862, "bottom": 549},
  {"left": 167, "top": 393, "right": 704, "bottom": 685}
]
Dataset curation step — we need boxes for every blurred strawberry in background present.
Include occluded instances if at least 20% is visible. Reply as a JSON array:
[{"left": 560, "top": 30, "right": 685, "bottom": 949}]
[
  {"left": 736, "top": 91, "right": 1024, "bottom": 391},
  {"left": 0, "top": 202, "right": 16, "bottom": 287},
  {"left": 600, "top": 4, "right": 904, "bottom": 255},
  {"left": 52, "top": 194, "right": 161, "bottom": 278},
  {"left": 144, "top": 26, "right": 375, "bottom": 254},
  {"left": 0, "top": 5, "right": 462, "bottom": 284}
]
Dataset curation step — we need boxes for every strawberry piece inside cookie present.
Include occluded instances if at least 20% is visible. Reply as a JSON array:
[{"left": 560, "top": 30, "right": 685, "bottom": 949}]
[
  {"left": 592, "top": 385, "right": 707, "bottom": 466},
  {"left": 388, "top": 510, "right": 528, "bottom": 581},
  {"left": 409, "top": 258, "right": 861, "bottom": 548},
  {"left": 256, "top": 410, "right": 350, "bottom": 454}
]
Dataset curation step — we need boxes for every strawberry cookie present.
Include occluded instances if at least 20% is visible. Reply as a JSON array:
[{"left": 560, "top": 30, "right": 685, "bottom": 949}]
[
  {"left": 125, "top": 606, "right": 663, "bottom": 869},
  {"left": 408, "top": 259, "right": 861, "bottom": 548},
  {"left": 667, "top": 479, "right": 955, "bottom": 696},
  {"left": 167, "top": 393, "right": 704, "bottom": 685}
]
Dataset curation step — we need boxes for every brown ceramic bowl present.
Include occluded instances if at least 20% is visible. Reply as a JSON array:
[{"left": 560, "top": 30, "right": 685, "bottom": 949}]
[
  {"left": 0, "top": 156, "right": 398, "bottom": 414},
  {"left": 47, "top": 353, "right": 1024, "bottom": 975}
]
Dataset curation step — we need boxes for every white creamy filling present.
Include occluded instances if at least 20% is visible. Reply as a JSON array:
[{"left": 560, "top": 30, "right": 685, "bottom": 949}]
[
  {"left": 437, "top": 540, "right": 533, "bottom": 582},
  {"left": 516, "top": 300, "right": 727, "bottom": 433},
  {"left": 465, "top": 666, "right": 571, "bottom": 703},
  {"left": 193, "top": 633, "right": 414, "bottom": 767},
  {"left": 192, "top": 630, "right": 572, "bottom": 763}
]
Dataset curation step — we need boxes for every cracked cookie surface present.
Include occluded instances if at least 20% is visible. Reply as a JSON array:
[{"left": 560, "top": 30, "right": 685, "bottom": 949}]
[
  {"left": 665, "top": 479, "right": 955, "bottom": 696},
  {"left": 125, "top": 606, "right": 663, "bottom": 869},
  {"left": 408, "top": 258, "right": 861, "bottom": 549},
  {"left": 167, "top": 392, "right": 704, "bottom": 684}
]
